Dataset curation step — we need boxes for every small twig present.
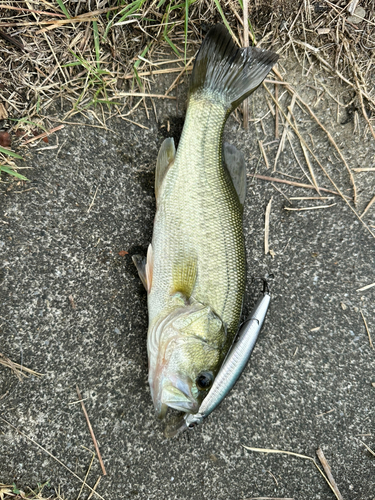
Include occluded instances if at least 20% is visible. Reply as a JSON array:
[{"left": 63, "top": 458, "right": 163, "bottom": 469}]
[
  {"left": 0, "top": 5, "right": 65, "bottom": 17},
  {"left": 360, "top": 310, "right": 373, "bottom": 349},
  {"left": 284, "top": 204, "right": 336, "bottom": 211},
  {"left": 360, "top": 441, "right": 375, "bottom": 457},
  {"left": 22, "top": 125, "right": 64, "bottom": 145},
  {"left": 316, "top": 408, "right": 335, "bottom": 417},
  {"left": 316, "top": 448, "right": 344, "bottom": 500},
  {"left": 274, "top": 83, "right": 279, "bottom": 138},
  {"left": 68, "top": 295, "right": 76, "bottom": 309},
  {"left": 76, "top": 385, "right": 107, "bottom": 476},
  {"left": 274, "top": 94, "right": 295, "bottom": 171},
  {"left": 87, "top": 477, "right": 102, "bottom": 500},
  {"left": 251, "top": 173, "right": 346, "bottom": 197},
  {"left": 0, "top": 353, "right": 43, "bottom": 380},
  {"left": 299, "top": 135, "right": 320, "bottom": 195},
  {"left": 76, "top": 452, "right": 96, "bottom": 500},
  {"left": 165, "top": 55, "right": 195, "bottom": 96},
  {"left": 258, "top": 140, "right": 270, "bottom": 169},
  {"left": 87, "top": 186, "right": 99, "bottom": 213},
  {"left": 115, "top": 92, "right": 176, "bottom": 99},
  {"left": 361, "top": 195, "right": 375, "bottom": 218},
  {"left": 356, "top": 282, "right": 375, "bottom": 292},
  {"left": 264, "top": 197, "right": 273, "bottom": 255},
  {"left": 123, "top": 66, "right": 193, "bottom": 80},
  {"left": 118, "top": 115, "right": 149, "bottom": 130}
]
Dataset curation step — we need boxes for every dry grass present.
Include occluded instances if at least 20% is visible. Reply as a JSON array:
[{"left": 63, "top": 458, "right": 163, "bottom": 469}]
[
  {"left": 0, "top": 352, "right": 42, "bottom": 381},
  {"left": 0, "top": 1, "right": 374, "bottom": 122}
]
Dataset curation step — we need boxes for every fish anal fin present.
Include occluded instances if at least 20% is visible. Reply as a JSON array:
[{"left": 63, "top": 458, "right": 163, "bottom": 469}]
[
  {"left": 132, "top": 244, "right": 153, "bottom": 293},
  {"left": 155, "top": 138, "right": 176, "bottom": 201},
  {"left": 223, "top": 142, "right": 247, "bottom": 206},
  {"left": 171, "top": 257, "right": 197, "bottom": 299}
]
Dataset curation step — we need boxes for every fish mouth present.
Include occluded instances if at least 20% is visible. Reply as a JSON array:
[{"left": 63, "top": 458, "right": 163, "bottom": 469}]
[{"left": 154, "top": 377, "right": 199, "bottom": 418}]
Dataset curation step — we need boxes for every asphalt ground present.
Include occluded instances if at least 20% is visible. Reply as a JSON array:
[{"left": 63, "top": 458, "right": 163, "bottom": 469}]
[{"left": 1, "top": 61, "right": 375, "bottom": 500}]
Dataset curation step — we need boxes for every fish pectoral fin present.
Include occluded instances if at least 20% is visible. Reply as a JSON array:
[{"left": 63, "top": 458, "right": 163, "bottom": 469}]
[
  {"left": 132, "top": 244, "right": 153, "bottom": 293},
  {"left": 155, "top": 137, "right": 175, "bottom": 201},
  {"left": 223, "top": 142, "right": 247, "bottom": 206},
  {"left": 171, "top": 257, "right": 197, "bottom": 299},
  {"left": 132, "top": 254, "right": 148, "bottom": 290}
]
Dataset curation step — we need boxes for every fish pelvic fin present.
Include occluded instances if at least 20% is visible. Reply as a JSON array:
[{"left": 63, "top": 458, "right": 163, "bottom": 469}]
[{"left": 189, "top": 24, "right": 279, "bottom": 112}]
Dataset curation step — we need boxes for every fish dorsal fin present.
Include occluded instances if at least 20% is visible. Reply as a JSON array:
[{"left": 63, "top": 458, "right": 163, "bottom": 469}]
[
  {"left": 171, "top": 257, "right": 197, "bottom": 299},
  {"left": 223, "top": 142, "right": 247, "bottom": 206},
  {"left": 132, "top": 244, "right": 154, "bottom": 293},
  {"left": 155, "top": 137, "right": 175, "bottom": 201}
]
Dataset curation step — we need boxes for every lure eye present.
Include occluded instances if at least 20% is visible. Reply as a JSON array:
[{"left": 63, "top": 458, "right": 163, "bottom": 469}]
[{"left": 196, "top": 371, "right": 214, "bottom": 390}]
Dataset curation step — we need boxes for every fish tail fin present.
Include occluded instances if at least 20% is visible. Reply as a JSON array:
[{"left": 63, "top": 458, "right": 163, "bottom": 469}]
[{"left": 190, "top": 24, "right": 279, "bottom": 111}]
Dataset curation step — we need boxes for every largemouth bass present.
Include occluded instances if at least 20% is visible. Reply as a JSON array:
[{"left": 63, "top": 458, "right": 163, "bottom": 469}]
[{"left": 133, "top": 25, "right": 278, "bottom": 420}]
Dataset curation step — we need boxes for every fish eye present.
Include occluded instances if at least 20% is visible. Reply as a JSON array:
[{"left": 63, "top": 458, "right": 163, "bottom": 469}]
[{"left": 196, "top": 371, "right": 214, "bottom": 390}]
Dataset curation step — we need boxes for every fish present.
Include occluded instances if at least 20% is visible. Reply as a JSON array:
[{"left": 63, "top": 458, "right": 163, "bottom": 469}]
[{"left": 133, "top": 24, "right": 278, "bottom": 420}]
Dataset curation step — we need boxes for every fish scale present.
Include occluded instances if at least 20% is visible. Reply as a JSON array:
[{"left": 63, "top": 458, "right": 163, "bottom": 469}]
[{"left": 150, "top": 95, "right": 245, "bottom": 342}]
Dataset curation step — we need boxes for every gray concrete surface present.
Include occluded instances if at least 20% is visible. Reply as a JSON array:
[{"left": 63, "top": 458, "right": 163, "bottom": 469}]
[{"left": 1, "top": 61, "right": 375, "bottom": 500}]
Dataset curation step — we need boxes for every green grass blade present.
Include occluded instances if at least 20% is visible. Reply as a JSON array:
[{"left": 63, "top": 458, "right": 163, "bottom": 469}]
[
  {"left": 56, "top": 0, "right": 71, "bottom": 19},
  {"left": 8, "top": 118, "right": 48, "bottom": 133},
  {"left": 0, "top": 165, "right": 28, "bottom": 181},
  {"left": 213, "top": 0, "right": 235, "bottom": 39},
  {"left": 93, "top": 21, "right": 100, "bottom": 70},
  {"left": 171, "top": 0, "right": 196, "bottom": 11},
  {"left": 0, "top": 146, "right": 23, "bottom": 159},
  {"left": 104, "top": 0, "right": 144, "bottom": 40},
  {"left": 62, "top": 61, "right": 82, "bottom": 68},
  {"left": 134, "top": 42, "right": 151, "bottom": 70},
  {"left": 133, "top": 67, "right": 142, "bottom": 89},
  {"left": 164, "top": 35, "right": 181, "bottom": 57}
]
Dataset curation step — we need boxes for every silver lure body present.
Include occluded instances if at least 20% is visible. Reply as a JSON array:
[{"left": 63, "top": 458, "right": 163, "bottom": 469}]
[{"left": 182, "top": 290, "right": 270, "bottom": 432}]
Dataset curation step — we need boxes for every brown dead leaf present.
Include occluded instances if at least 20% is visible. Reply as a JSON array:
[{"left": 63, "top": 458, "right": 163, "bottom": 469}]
[
  {"left": 118, "top": 250, "right": 128, "bottom": 257},
  {"left": 0, "top": 131, "right": 11, "bottom": 147}
]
